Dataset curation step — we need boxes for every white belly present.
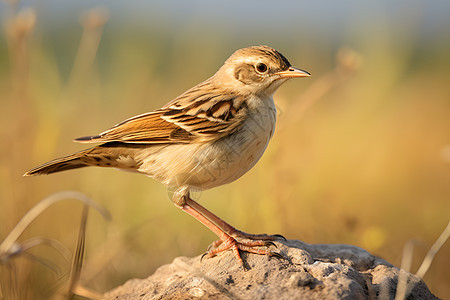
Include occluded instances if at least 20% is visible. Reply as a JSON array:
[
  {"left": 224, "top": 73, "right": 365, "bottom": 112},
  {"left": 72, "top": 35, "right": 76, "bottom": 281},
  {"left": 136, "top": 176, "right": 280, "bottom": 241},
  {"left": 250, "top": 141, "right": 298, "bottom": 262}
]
[{"left": 137, "top": 96, "right": 277, "bottom": 191}]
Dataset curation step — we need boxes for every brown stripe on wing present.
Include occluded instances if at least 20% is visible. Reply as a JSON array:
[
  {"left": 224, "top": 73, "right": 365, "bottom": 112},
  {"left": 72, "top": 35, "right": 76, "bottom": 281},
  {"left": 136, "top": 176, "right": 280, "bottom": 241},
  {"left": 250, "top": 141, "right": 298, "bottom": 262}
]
[
  {"left": 161, "top": 93, "right": 248, "bottom": 138},
  {"left": 74, "top": 111, "right": 194, "bottom": 144},
  {"left": 209, "top": 100, "right": 235, "bottom": 120},
  {"left": 74, "top": 81, "right": 250, "bottom": 144}
]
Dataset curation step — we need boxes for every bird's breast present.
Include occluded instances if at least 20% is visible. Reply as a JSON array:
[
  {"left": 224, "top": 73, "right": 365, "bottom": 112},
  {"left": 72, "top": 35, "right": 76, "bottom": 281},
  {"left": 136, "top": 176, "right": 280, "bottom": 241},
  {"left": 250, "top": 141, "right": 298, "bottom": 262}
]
[
  {"left": 137, "top": 97, "right": 277, "bottom": 191},
  {"left": 189, "top": 96, "right": 277, "bottom": 189}
]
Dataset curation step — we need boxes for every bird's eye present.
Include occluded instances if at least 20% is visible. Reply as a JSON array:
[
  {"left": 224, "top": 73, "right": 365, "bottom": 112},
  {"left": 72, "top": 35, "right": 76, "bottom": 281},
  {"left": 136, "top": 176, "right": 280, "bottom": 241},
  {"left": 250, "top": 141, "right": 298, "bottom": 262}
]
[{"left": 255, "top": 63, "right": 268, "bottom": 74}]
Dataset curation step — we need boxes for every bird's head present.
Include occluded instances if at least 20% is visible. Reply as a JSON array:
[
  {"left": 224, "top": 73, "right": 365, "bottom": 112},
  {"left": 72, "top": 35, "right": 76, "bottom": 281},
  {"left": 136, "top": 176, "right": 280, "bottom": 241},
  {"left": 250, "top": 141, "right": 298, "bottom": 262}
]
[{"left": 215, "top": 45, "right": 310, "bottom": 96}]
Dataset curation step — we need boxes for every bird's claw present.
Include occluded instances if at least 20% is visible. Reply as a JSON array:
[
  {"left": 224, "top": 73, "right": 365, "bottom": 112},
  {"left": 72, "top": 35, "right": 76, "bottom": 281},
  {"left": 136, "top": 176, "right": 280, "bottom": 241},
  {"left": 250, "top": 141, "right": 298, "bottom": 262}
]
[
  {"left": 200, "top": 236, "right": 283, "bottom": 267},
  {"left": 272, "top": 234, "right": 287, "bottom": 241},
  {"left": 268, "top": 251, "right": 284, "bottom": 260}
]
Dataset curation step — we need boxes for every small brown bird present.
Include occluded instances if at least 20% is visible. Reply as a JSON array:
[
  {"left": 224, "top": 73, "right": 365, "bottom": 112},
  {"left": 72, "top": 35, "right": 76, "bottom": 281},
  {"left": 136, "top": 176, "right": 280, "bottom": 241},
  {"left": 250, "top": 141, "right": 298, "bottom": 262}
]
[{"left": 25, "top": 45, "right": 310, "bottom": 265}]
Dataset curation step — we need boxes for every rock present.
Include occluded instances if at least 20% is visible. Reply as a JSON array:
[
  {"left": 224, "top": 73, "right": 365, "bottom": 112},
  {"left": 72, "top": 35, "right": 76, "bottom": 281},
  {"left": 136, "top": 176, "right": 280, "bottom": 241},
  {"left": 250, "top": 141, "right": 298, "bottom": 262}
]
[{"left": 104, "top": 240, "right": 438, "bottom": 300}]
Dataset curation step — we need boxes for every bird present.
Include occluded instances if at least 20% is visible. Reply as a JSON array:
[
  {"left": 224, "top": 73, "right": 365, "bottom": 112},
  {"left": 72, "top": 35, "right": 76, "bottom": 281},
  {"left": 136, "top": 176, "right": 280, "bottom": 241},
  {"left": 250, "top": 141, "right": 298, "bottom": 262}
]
[{"left": 24, "top": 45, "right": 310, "bottom": 265}]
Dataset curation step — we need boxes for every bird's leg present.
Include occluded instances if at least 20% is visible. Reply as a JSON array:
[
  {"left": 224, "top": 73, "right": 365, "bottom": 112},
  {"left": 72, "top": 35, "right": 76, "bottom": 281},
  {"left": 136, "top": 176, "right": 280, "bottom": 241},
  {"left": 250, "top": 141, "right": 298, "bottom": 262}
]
[
  {"left": 174, "top": 192, "right": 279, "bottom": 265},
  {"left": 186, "top": 197, "right": 285, "bottom": 242}
]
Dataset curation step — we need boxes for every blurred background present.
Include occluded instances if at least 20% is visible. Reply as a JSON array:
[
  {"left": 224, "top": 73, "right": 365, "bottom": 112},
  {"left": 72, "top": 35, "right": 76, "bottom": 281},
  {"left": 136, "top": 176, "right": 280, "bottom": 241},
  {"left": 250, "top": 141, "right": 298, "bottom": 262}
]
[{"left": 1, "top": 0, "right": 449, "bottom": 298}]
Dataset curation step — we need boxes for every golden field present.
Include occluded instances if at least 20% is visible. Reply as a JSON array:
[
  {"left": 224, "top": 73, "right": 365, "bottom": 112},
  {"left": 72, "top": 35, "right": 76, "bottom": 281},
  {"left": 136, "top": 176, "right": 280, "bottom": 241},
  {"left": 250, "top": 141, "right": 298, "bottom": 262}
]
[{"left": 1, "top": 2, "right": 449, "bottom": 299}]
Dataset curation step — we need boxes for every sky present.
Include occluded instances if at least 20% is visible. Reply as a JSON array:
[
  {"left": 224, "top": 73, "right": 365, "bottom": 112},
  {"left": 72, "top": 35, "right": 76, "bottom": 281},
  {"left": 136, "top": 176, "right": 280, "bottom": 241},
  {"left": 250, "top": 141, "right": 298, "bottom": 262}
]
[{"left": 2, "top": 0, "right": 450, "bottom": 41}]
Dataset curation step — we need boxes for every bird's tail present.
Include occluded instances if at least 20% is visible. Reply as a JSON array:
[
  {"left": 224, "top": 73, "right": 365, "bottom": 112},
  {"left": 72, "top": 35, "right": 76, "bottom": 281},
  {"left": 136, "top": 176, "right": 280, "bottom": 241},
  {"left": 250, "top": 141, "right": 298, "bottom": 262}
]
[
  {"left": 24, "top": 142, "right": 144, "bottom": 176},
  {"left": 24, "top": 151, "right": 90, "bottom": 176}
]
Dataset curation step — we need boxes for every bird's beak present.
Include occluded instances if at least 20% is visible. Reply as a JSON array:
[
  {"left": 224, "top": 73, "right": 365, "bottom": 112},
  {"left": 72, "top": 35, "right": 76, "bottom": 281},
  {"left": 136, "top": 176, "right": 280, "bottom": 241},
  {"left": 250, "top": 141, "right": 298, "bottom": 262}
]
[{"left": 274, "top": 67, "right": 311, "bottom": 78}]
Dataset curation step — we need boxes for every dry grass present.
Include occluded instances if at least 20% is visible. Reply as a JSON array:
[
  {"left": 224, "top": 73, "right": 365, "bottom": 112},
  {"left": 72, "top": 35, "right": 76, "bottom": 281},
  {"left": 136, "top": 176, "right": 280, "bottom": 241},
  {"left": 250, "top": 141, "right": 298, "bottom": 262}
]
[
  {"left": 1, "top": 2, "right": 449, "bottom": 299},
  {"left": 0, "top": 191, "right": 109, "bottom": 299}
]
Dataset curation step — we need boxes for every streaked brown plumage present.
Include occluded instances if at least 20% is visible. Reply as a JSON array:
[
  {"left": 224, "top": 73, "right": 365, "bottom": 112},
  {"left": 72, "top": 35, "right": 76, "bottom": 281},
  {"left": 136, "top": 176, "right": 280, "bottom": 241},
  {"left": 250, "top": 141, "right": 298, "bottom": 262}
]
[{"left": 25, "top": 45, "right": 310, "bottom": 265}]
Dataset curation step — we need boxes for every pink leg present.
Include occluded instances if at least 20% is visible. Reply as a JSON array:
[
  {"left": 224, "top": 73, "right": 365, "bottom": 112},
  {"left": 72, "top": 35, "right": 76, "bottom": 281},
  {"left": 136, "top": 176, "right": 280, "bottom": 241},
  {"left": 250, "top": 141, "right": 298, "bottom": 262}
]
[
  {"left": 186, "top": 197, "right": 285, "bottom": 241},
  {"left": 179, "top": 197, "right": 280, "bottom": 265}
]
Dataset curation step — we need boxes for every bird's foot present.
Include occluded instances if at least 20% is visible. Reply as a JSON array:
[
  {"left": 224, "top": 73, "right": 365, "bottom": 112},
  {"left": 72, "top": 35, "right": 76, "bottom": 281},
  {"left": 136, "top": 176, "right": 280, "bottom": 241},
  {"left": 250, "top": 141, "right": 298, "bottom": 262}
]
[
  {"left": 230, "top": 230, "right": 286, "bottom": 241},
  {"left": 178, "top": 198, "right": 284, "bottom": 267},
  {"left": 203, "top": 235, "right": 283, "bottom": 268},
  {"left": 207, "top": 231, "right": 284, "bottom": 251}
]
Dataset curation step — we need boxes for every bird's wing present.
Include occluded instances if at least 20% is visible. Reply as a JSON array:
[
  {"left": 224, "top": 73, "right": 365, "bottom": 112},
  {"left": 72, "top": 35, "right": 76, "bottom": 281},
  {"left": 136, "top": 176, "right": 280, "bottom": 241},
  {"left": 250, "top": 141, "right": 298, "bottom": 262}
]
[{"left": 74, "top": 88, "right": 248, "bottom": 144}]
